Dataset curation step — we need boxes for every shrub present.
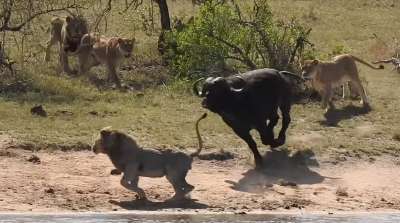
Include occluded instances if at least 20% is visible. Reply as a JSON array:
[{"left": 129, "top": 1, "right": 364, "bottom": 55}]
[{"left": 167, "top": 0, "right": 315, "bottom": 79}]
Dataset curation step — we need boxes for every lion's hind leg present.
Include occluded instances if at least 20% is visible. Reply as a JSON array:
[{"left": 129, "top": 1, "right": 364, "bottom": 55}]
[
  {"left": 44, "top": 37, "right": 58, "bottom": 62},
  {"left": 342, "top": 81, "right": 359, "bottom": 100},
  {"left": 350, "top": 78, "right": 369, "bottom": 108},
  {"left": 106, "top": 62, "right": 121, "bottom": 88},
  {"left": 166, "top": 167, "right": 194, "bottom": 199},
  {"left": 321, "top": 85, "right": 335, "bottom": 112}
]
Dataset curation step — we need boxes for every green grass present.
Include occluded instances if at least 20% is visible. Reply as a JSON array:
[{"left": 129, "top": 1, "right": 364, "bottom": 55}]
[{"left": 1, "top": 0, "right": 400, "bottom": 160}]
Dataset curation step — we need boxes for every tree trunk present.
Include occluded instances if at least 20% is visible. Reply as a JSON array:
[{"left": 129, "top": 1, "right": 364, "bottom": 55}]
[
  {"left": 154, "top": 0, "right": 171, "bottom": 56},
  {"left": 155, "top": 0, "right": 171, "bottom": 31}
]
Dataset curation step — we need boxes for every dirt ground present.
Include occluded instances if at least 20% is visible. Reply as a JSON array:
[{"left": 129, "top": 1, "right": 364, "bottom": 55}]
[{"left": 1, "top": 134, "right": 400, "bottom": 214}]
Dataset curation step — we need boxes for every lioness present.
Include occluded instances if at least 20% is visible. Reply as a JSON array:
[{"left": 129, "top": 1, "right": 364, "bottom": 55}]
[
  {"left": 74, "top": 33, "right": 135, "bottom": 87},
  {"left": 44, "top": 15, "right": 88, "bottom": 75},
  {"left": 92, "top": 113, "right": 207, "bottom": 200},
  {"left": 301, "top": 54, "right": 384, "bottom": 112}
]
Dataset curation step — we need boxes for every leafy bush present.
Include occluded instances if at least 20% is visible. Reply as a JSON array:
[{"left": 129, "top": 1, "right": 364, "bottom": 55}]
[
  {"left": 167, "top": 0, "right": 314, "bottom": 78},
  {"left": 327, "top": 44, "right": 350, "bottom": 59}
]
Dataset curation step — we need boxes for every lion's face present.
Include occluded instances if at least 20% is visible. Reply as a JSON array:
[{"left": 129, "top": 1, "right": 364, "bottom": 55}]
[
  {"left": 92, "top": 127, "right": 116, "bottom": 154},
  {"left": 301, "top": 59, "right": 319, "bottom": 80},
  {"left": 65, "top": 16, "right": 88, "bottom": 42},
  {"left": 117, "top": 38, "right": 135, "bottom": 58}
]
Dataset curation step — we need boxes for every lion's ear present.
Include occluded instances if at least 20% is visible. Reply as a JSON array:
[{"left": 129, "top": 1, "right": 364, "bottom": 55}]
[
  {"left": 100, "top": 126, "right": 112, "bottom": 138},
  {"left": 117, "top": 38, "right": 124, "bottom": 44},
  {"left": 312, "top": 59, "right": 319, "bottom": 65},
  {"left": 66, "top": 16, "right": 72, "bottom": 23}
]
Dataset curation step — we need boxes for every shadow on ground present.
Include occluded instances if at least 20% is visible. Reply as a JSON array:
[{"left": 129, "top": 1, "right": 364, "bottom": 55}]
[
  {"left": 319, "top": 104, "right": 371, "bottom": 126},
  {"left": 109, "top": 198, "right": 209, "bottom": 211},
  {"left": 226, "top": 149, "right": 325, "bottom": 193}
]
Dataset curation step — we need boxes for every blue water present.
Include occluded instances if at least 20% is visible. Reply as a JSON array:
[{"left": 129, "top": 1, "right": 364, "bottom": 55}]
[{"left": 1, "top": 213, "right": 400, "bottom": 223}]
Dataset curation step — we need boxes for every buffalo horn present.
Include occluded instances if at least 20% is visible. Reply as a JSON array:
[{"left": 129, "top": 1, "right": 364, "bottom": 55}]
[{"left": 192, "top": 77, "right": 205, "bottom": 97}]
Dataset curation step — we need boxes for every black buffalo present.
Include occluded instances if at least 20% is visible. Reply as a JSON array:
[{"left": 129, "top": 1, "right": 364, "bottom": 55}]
[{"left": 193, "top": 68, "right": 302, "bottom": 168}]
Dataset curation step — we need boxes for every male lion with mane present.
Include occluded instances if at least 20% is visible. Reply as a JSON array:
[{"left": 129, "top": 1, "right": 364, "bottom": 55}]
[
  {"left": 44, "top": 15, "right": 88, "bottom": 75},
  {"left": 301, "top": 54, "right": 384, "bottom": 112},
  {"left": 92, "top": 113, "right": 207, "bottom": 200}
]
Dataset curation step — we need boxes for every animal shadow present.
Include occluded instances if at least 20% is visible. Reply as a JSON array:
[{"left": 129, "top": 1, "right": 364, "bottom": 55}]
[
  {"left": 320, "top": 104, "right": 371, "bottom": 126},
  {"left": 226, "top": 149, "right": 324, "bottom": 193},
  {"left": 109, "top": 197, "right": 208, "bottom": 211}
]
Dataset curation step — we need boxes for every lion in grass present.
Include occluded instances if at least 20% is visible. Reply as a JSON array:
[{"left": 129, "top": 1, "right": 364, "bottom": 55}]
[
  {"left": 92, "top": 113, "right": 208, "bottom": 200},
  {"left": 44, "top": 15, "right": 88, "bottom": 75},
  {"left": 72, "top": 33, "right": 135, "bottom": 87},
  {"left": 301, "top": 54, "right": 384, "bottom": 112}
]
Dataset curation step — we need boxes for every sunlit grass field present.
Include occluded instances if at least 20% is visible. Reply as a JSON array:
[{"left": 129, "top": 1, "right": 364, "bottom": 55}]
[{"left": 0, "top": 0, "right": 399, "bottom": 160}]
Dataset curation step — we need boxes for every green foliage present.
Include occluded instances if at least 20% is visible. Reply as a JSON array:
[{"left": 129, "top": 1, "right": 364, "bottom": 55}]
[
  {"left": 167, "top": 0, "right": 314, "bottom": 78},
  {"left": 328, "top": 44, "right": 350, "bottom": 58}
]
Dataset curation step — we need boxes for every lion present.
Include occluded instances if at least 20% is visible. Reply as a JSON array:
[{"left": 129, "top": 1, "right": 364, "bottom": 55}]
[
  {"left": 92, "top": 113, "right": 208, "bottom": 200},
  {"left": 44, "top": 15, "right": 88, "bottom": 75},
  {"left": 72, "top": 33, "right": 135, "bottom": 87},
  {"left": 301, "top": 54, "right": 384, "bottom": 112}
]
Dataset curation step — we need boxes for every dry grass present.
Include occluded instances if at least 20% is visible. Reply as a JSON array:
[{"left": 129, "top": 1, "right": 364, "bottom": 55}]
[{"left": 0, "top": 0, "right": 399, "bottom": 160}]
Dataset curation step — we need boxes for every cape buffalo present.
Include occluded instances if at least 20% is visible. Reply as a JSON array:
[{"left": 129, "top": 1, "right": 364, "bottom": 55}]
[{"left": 193, "top": 68, "right": 303, "bottom": 168}]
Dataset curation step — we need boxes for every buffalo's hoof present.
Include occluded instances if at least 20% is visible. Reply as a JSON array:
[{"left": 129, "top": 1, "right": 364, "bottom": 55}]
[
  {"left": 255, "top": 160, "right": 264, "bottom": 170},
  {"left": 110, "top": 169, "right": 122, "bottom": 175},
  {"left": 270, "top": 139, "right": 284, "bottom": 149}
]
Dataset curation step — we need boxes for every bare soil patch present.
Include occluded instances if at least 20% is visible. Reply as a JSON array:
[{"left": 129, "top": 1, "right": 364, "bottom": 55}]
[{"left": 1, "top": 144, "right": 400, "bottom": 213}]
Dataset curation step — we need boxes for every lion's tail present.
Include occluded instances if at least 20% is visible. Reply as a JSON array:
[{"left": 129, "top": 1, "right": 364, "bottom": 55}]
[
  {"left": 190, "top": 112, "right": 208, "bottom": 158},
  {"left": 350, "top": 55, "right": 384, "bottom": 70}
]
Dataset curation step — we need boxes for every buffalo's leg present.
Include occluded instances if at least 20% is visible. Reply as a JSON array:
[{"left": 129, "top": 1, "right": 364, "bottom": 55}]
[
  {"left": 223, "top": 118, "right": 263, "bottom": 168},
  {"left": 257, "top": 113, "right": 279, "bottom": 147},
  {"left": 233, "top": 128, "right": 263, "bottom": 168},
  {"left": 276, "top": 102, "right": 292, "bottom": 146}
]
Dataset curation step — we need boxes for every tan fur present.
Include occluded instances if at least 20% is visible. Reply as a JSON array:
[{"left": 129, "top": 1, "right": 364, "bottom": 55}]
[
  {"left": 44, "top": 16, "right": 88, "bottom": 75},
  {"left": 301, "top": 54, "right": 384, "bottom": 112},
  {"left": 92, "top": 127, "right": 196, "bottom": 200},
  {"left": 75, "top": 34, "right": 135, "bottom": 87}
]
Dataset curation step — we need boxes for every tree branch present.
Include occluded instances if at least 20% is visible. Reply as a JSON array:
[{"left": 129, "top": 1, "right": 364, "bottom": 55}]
[
  {"left": 207, "top": 31, "right": 257, "bottom": 69},
  {"left": 93, "top": 0, "right": 113, "bottom": 32},
  {"left": 121, "top": 0, "right": 143, "bottom": 13},
  {"left": 0, "top": 3, "right": 81, "bottom": 32},
  {"left": 287, "top": 28, "right": 312, "bottom": 68}
]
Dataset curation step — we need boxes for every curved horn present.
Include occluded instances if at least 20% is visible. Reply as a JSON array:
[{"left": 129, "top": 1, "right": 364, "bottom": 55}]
[
  {"left": 192, "top": 78, "right": 205, "bottom": 97},
  {"left": 229, "top": 75, "right": 245, "bottom": 93},
  {"left": 230, "top": 86, "right": 244, "bottom": 93}
]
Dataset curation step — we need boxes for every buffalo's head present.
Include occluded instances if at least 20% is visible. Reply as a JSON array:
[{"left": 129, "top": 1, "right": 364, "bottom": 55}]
[{"left": 192, "top": 76, "right": 244, "bottom": 112}]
